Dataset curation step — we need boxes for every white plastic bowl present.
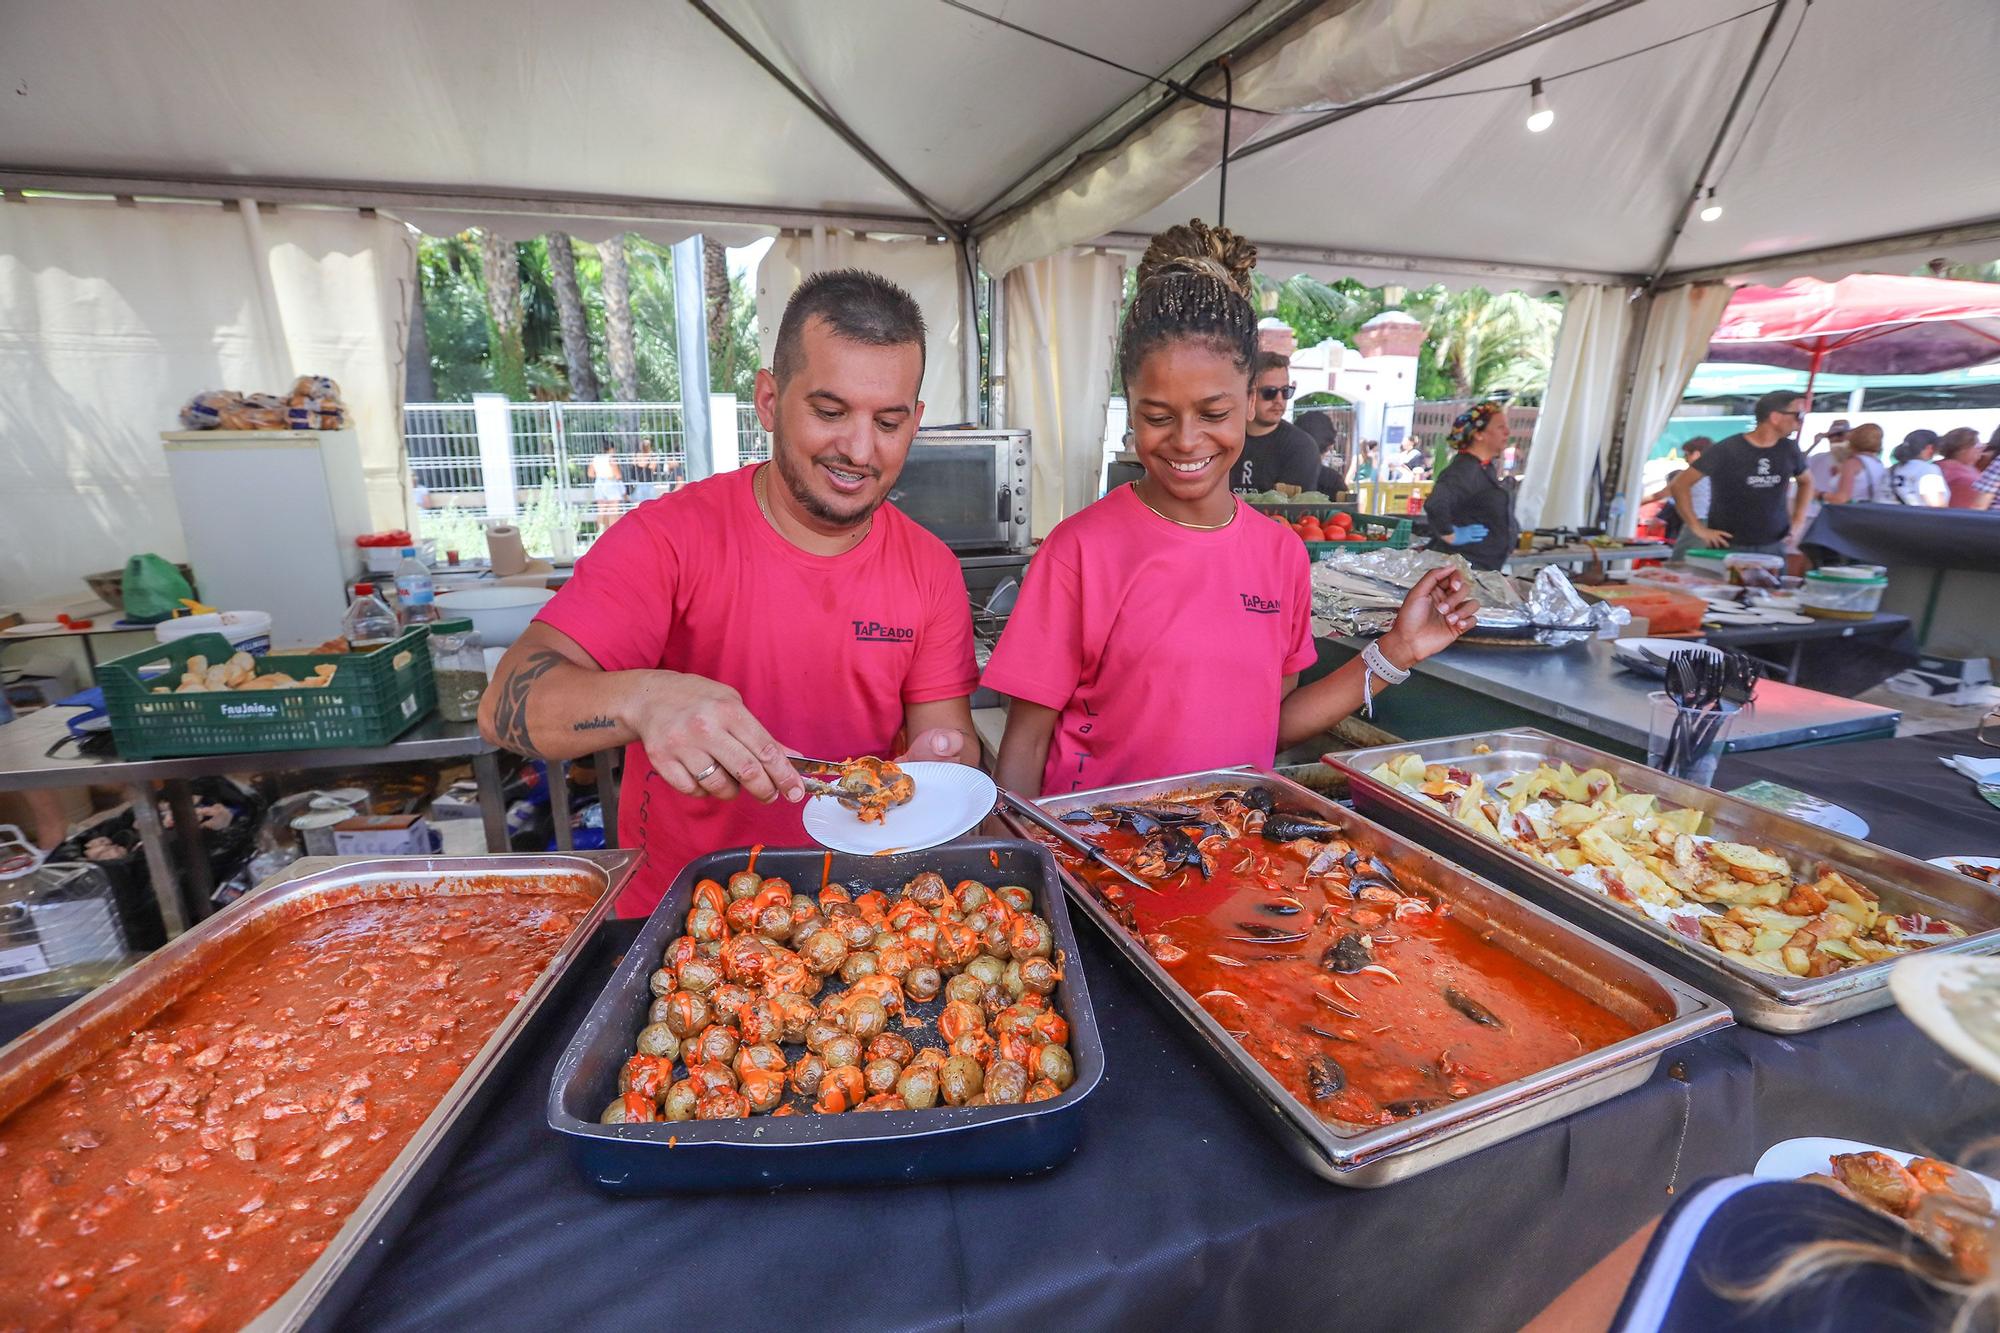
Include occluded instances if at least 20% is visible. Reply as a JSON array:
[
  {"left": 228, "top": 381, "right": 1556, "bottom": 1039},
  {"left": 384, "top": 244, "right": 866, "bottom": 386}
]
[{"left": 434, "top": 586, "right": 555, "bottom": 648}]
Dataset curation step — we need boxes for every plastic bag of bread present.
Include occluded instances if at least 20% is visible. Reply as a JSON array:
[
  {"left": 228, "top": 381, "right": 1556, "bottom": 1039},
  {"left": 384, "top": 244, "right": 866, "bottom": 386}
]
[
  {"left": 218, "top": 392, "right": 290, "bottom": 430},
  {"left": 179, "top": 390, "right": 243, "bottom": 430},
  {"left": 286, "top": 403, "right": 348, "bottom": 430},
  {"left": 288, "top": 375, "right": 342, "bottom": 404}
]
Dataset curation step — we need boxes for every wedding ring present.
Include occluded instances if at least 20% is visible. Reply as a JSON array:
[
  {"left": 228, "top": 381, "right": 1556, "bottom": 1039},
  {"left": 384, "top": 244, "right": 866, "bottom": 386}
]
[{"left": 693, "top": 762, "right": 721, "bottom": 782}]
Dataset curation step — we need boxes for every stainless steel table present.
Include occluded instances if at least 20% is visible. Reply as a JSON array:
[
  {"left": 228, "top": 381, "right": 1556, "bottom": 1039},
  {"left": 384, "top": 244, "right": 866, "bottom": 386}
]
[
  {"left": 1502, "top": 543, "right": 1671, "bottom": 573},
  {"left": 1310, "top": 636, "right": 1901, "bottom": 759},
  {"left": 0, "top": 707, "right": 605, "bottom": 939}
]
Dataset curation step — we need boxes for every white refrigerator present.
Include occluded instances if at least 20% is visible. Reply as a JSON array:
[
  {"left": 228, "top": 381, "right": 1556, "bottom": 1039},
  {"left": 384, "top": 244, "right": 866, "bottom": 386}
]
[{"left": 160, "top": 429, "right": 372, "bottom": 646}]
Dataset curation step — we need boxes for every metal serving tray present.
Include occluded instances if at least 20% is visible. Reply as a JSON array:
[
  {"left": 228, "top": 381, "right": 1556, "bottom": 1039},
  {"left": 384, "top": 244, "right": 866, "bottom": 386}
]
[
  {"left": 1001, "top": 769, "right": 1729, "bottom": 1187},
  {"left": 0, "top": 851, "right": 637, "bottom": 1333},
  {"left": 1327, "top": 729, "right": 2000, "bottom": 1032},
  {"left": 548, "top": 840, "right": 1104, "bottom": 1193}
]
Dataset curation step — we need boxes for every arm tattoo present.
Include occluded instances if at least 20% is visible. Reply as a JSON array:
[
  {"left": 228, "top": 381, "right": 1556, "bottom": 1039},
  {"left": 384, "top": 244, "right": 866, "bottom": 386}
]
[
  {"left": 573, "top": 716, "right": 618, "bottom": 733},
  {"left": 490, "top": 649, "right": 569, "bottom": 757}
]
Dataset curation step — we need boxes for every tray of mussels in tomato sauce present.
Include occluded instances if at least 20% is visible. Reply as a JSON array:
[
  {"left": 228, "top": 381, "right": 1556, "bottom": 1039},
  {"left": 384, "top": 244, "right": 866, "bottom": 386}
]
[{"left": 1002, "top": 770, "right": 1730, "bottom": 1186}]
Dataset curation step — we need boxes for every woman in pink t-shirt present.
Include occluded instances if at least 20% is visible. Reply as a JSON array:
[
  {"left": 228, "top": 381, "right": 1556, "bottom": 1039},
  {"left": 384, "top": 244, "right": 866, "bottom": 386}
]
[{"left": 985, "top": 221, "right": 1478, "bottom": 797}]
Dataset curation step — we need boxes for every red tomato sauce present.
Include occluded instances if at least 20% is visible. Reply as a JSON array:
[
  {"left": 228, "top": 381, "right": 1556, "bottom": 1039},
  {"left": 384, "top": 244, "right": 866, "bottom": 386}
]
[
  {"left": 1035, "top": 795, "right": 1641, "bottom": 1127},
  {"left": 0, "top": 891, "right": 580, "bottom": 1332}
]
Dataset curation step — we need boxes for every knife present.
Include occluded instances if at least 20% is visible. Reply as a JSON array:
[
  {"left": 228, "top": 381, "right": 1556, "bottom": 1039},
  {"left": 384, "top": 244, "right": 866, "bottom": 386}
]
[{"left": 996, "top": 789, "right": 1159, "bottom": 894}]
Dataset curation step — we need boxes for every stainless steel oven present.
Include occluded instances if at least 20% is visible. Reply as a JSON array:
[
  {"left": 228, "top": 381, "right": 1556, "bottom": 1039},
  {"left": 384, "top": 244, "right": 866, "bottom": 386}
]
[{"left": 887, "top": 428, "right": 1031, "bottom": 552}]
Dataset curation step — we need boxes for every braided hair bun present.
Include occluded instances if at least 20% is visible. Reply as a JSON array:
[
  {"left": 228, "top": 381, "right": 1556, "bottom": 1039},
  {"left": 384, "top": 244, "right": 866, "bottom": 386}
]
[
  {"left": 1120, "top": 219, "right": 1260, "bottom": 387},
  {"left": 1135, "top": 220, "right": 1258, "bottom": 298}
]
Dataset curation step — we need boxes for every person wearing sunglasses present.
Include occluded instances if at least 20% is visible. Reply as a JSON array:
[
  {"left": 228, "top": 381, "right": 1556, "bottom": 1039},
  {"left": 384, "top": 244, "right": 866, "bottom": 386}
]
[
  {"left": 1670, "top": 390, "right": 1815, "bottom": 556},
  {"left": 1226, "top": 350, "right": 1324, "bottom": 493}
]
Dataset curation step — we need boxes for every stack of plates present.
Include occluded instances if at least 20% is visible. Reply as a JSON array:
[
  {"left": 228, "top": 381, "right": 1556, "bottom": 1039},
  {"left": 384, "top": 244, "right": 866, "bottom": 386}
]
[{"left": 1610, "top": 638, "right": 1723, "bottom": 677}]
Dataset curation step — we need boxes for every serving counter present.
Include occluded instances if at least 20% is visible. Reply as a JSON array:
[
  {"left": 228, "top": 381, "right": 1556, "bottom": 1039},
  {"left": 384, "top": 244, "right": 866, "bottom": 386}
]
[
  {"left": 0, "top": 740, "right": 1993, "bottom": 1330},
  {"left": 1306, "top": 636, "right": 1900, "bottom": 759}
]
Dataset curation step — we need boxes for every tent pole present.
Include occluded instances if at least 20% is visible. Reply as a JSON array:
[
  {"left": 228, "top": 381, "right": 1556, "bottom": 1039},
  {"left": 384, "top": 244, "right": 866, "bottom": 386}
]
[
  {"left": 961, "top": 233, "right": 984, "bottom": 425},
  {"left": 988, "top": 272, "right": 1009, "bottom": 430},
  {"left": 1643, "top": 0, "right": 1792, "bottom": 288}
]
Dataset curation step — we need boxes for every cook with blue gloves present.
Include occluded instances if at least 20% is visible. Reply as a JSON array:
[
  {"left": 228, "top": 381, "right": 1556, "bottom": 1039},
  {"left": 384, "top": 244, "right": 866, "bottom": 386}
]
[{"left": 1423, "top": 400, "right": 1521, "bottom": 571}]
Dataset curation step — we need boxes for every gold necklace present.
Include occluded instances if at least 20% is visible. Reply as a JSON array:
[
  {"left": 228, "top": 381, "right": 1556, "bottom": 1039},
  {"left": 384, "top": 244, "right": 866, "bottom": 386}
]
[
  {"left": 1132, "top": 481, "right": 1236, "bottom": 531},
  {"left": 756, "top": 463, "right": 872, "bottom": 545}
]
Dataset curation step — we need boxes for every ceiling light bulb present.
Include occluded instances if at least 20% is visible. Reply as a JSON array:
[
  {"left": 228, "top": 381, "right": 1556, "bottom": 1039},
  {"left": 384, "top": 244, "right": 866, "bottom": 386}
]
[
  {"left": 1525, "top": 78, "right": 1554, "bottom": 133},
  {"left": 1699, "top": 188, "right": 1723, "bottom": 223}
]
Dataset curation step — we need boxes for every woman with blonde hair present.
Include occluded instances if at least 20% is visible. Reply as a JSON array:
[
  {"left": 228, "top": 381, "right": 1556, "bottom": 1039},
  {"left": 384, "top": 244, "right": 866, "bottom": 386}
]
[
  {"left": 984, "top": 220, "right": 1477, "bottom": 797},
  {"left": 1827, "top": 422, "right": 1889, "bottom": 504}
]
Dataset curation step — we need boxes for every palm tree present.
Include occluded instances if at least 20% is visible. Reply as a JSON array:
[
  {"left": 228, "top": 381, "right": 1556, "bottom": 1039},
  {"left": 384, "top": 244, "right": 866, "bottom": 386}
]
[
  {"left": 477, "top": 229, "right": 528, "bottom": 399},
  {"left": 545, "top": 233, "right": 600, "bottom": 401},
  {"left": 1423, "top": 289, "right": 1563, "bottom": 402},
  {"left": 599, "top": 234, "right": 640, "bottom": 401}
]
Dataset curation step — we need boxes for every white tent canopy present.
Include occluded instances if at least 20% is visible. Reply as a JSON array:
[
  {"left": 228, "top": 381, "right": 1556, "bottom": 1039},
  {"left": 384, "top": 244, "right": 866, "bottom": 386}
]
[
  {"left": 4, "top": 0, "right": 1998, "bottom": 562},
  {"left": 10, "top": 0, "right": 1993, "bottom": 283}
]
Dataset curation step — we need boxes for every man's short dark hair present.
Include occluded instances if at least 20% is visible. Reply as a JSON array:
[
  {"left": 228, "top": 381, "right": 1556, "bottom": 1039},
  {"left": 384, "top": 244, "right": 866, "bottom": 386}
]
[
  {"left": 1753, "top": 390, "right": 1802, "bottom": 425},
  {"left": 772, "top": 269, "right": 926, "bottom": 391},
  {"left": 1254, "top": 350, "right": 1292, "bottom": 378}
]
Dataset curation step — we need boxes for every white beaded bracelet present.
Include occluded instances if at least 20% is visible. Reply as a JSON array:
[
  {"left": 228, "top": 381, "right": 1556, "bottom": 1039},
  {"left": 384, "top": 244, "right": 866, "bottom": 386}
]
[{"left": 1359, "top": 639, "right": 1410, "bottom": 718}]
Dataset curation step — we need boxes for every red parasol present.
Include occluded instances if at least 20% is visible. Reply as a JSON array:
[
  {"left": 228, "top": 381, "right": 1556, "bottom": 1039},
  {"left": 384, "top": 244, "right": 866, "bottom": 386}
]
[{"left": 1706, "top": 274, "right": 2000, "bottom": 407}]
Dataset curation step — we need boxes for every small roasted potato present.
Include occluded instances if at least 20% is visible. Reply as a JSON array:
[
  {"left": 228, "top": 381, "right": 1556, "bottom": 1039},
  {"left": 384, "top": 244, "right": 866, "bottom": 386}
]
[
  {"left": 863, "top": 1057, "right": 903, "bottom": 1096},
  {"left": 939, "top": 1055, "right": 984, "bottom": 1106},
  {"left": 635, "top": 1022, "right": 681, "bottom": 1061}
]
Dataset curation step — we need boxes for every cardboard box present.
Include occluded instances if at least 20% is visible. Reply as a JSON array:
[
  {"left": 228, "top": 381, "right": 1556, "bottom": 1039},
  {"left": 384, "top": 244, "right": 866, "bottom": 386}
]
[{"left": 332, "top": 814, "right": 435, "bottom": 856}]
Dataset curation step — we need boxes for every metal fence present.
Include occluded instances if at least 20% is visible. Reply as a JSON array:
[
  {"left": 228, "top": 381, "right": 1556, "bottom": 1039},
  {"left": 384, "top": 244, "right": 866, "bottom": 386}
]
[{"left": 405, "top": 398, "right": 769, "bottom": 555}]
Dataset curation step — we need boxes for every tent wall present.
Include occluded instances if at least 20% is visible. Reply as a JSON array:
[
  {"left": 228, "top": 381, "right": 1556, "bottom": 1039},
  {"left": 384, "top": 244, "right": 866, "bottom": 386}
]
[
  {"left": 1003, "top": 249, "right": 1128, "bottom": 538},
  {"left": 754, "top": 232, "right": 971, "bottom": 424},
  {"left": 0, "top": 197, "right": 414, "bottom": 603}
]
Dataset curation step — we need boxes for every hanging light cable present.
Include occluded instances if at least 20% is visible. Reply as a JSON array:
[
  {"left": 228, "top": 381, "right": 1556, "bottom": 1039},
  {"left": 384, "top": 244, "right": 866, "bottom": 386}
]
[{"left": 1525, "top": 77, "right": 1554, "bottom": 132}]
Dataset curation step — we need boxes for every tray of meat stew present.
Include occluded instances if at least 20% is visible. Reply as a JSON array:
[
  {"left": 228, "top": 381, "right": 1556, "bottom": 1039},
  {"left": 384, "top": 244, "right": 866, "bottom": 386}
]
[
  {"left": 0, "top": 852, "right": 634, "bottom": 1333},
  {"left": 1002, "top": 770, "right": 1729, "bottom": 1187},
  {"left": 547, "top": 840, "right": 1102, "bottom": 1193}
]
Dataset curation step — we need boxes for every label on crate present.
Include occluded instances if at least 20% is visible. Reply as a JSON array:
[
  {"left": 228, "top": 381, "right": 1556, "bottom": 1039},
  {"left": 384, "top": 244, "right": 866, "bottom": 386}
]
[
  {"left": 219, "top": 701, "right": 282, "bottom": 720},
  {"left": 0, "top": 944, "right": 52, "bottom": 982}
]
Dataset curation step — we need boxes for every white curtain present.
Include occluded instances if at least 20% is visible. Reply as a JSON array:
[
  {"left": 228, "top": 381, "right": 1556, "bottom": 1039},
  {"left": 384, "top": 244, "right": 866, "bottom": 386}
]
[
  {"left": 1517, "top": 284, "right": 1640, "bottom": 530},
  {"left": 0, "top": 197, "right": 415, "bottom": 604},
  {"left": 1003, "top": 250, "right": 1128, "bottom": 538},
  {"left": 976, "top": 0, "right": 1601, "bottom": 276},
  {"left": 754, "top": 229, "right": 968, "bottom": 423},
  {"left": 1615, "top": 282, "right": 1733, "bottom": 536}
]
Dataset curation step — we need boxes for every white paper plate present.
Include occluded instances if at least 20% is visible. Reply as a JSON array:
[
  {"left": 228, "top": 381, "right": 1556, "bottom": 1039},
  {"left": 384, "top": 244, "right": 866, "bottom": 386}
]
[
  {"left": 1703, "top": 610, "right": 1773, "bottom": 626},
  {"left": 1928, "top": 855, "right": 2000, "bottom": 881},
  {"left": 1893, "top": 950, "right": 2000, "bottom": 1086},
  {"left": 801, "top": 761, "right": 997, "bottom": 855},
  {"left": 1610, "top": 638, "right": 1723, "bottom": 678},
  {"left": 1755, "top": 1135, "right": 2000, "bottom": 1207},
  {"left": 1, "top": 622, "right": 63, "bottom": 635}
]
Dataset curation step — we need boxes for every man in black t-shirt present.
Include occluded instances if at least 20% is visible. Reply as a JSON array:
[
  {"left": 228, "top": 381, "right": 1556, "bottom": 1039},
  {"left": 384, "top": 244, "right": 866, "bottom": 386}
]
[
  {"left": 1669, "top": 391, "right": 1815, "bottom": 555},
  {"left": 1229, "top": 352, "right": 1323, "bottom": 492}
]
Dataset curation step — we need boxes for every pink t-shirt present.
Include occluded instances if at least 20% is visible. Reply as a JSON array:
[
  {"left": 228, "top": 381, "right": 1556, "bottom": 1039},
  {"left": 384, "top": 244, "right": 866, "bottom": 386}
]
[
  {"left": 1941, "top": 458, "right": 1982, "bottom": 508},
  {"left": 982, "top": 484, "right": 1316, "bottom": 795},
  {"left": 536, "top": 466, "right": 978, "bottom": 915}
]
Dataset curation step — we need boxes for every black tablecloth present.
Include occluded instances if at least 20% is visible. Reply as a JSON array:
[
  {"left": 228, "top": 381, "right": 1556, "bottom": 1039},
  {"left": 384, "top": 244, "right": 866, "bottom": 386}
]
[
  {"left": 1715, "top": 727, "right": 2000, "bottom": 859},
  {"left": 7, "top": 736, "right": 2000, "bottom": 1332},
  {"left": 1804, "top": 502, "right": 2000, "bottom": 570},
  {"left": 1703, "top": 614, "right": 1916, "bottom": 695}
]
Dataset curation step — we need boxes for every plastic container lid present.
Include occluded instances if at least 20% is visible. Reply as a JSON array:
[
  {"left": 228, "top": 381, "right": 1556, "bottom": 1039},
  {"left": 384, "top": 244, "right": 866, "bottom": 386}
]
[
  {"left": 355, "top": 582, "right": 376, "bottom": 594},
  {"left": 430, "top": 618, "right": 474, "bottom": 634},
  {"left": 1816, "top": 565, "right": 1885, "bottom": 580},
  {"left": 1805, "top": 570, "right": 1886, "bottom": 586}
]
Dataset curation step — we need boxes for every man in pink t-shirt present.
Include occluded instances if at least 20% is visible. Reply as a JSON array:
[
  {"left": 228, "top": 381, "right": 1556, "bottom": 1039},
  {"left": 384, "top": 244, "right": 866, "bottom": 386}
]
[{"left": 479, "top": 271, "right": 980, "bottom": 915}]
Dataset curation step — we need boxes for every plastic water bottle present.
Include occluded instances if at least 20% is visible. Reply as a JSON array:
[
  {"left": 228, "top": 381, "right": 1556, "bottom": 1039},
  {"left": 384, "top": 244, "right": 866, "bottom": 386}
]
[
  {"left": 342, "top": 584, "right": 399, "bottom": 650},
  {"left": 394, "top": 548, "right": 438, "bottom": 626}
]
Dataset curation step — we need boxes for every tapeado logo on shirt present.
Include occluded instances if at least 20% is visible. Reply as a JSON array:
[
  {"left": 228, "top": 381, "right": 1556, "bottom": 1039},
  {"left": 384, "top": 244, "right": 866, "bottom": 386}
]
[
  {"left": 1238, "top": 593, "right": 1282, "bottom": 615},
  {"left": 852, "top": 619, "right": 916, "bottom": 643}
]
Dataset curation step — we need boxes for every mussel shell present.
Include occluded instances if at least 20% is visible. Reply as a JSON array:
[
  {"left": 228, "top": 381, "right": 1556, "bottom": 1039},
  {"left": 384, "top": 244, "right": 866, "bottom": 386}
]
[
  {"left": 1322, "top": 933, "right": 1373, "bottom": 974},
  {"left": 1385, "top": 1096, "right": 1453, "bottom": 1118},
  {"left": 1256, "top": 900, "right": 1302, "bottom": 916},
  {"left": 1262, "top": 813, "right": 1344, "bottom": 844},
  {"left": 1307, "top": 1055, "right": 1347, "bottom": 1101},
  {"left": 1443, "top": 986, "right": 1505, "bottom": 1029}
]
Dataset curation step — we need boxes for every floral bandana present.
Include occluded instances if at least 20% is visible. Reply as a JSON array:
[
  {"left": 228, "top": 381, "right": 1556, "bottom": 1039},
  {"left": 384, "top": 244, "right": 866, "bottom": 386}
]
[{"left": 1447, "top": 400, "right": 1504, "bottom": 450}]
